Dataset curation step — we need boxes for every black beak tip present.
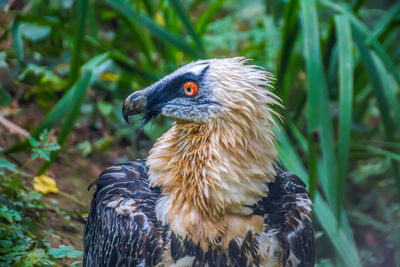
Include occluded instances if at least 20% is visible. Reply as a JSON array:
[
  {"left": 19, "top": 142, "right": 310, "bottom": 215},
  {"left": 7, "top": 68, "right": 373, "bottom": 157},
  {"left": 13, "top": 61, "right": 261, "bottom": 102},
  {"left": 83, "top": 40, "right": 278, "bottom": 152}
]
[
  {"left": 122, "top": 105, "right": 130, "bottom": 124},
  {"left": 123, "top": 114, "right": 130, "bottom": 124},
  {"left": 122, "top": 91, "right": 148, "bottom": 125}
]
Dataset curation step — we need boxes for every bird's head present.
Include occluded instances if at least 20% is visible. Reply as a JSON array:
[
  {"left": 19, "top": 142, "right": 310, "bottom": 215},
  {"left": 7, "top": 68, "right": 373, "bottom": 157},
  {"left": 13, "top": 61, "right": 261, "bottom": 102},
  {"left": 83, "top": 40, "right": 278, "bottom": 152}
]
[
  {"left": 124, "top": 58, "right": 281, "bottom": 238},
  {"left": 122, "top": 57, "right": 279, "bottom": 127}
]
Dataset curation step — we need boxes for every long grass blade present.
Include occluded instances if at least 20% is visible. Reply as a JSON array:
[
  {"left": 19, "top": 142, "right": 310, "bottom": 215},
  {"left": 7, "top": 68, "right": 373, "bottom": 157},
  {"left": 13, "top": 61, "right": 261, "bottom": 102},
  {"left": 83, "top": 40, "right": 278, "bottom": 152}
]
[
  {"left": 300, "top": 0, "right": 320, "bottom": 132},
  {"left": 38, "top": 71, "right": 92, "bottom": 174},
  {"left": 6, "top": 54, "right": 111, "bottom": 155},
  {"left": 68, "top": 0, "right": 89, "bottom": 87},
  {"left": 372, "top": 53, "right": 400, "bottom": 132},
  {"left": 275, "top": 125, "right": 308, "bottom": 184},
  {"left": 10, "top": 19, "right": 24, "bottom": 64},
  {"left": 5, "top": 88, "right": 75, "bottom": 154},
  {"left": 319, "top": 0, "right": 400, "bottom": 86},
  {"left": 105, "top": 0, "right": 202, "bottom": 57},
  {"left": 334, "top": 14, "right": 353, "bottom": 220},
  {"left": 195, "top": 0, "right": 225, "bottom": 36},
  {"left": 57, "top": 73, "right": 92, "bottom": 147},
  {"left": 277, "top": 127, "right": 362, "bottom": 267},
  {"left": 170, "top": 0, "right": 205, "bottom": 56},
  {"left": 142, "top": 0, "right": 154, "bottom": 15},
  {"left": 0, "top": 83, "right": 12, "bottom": 106},
  {"left": 369, "top": 2, "right": 400, "bottom": 42},
  {"left": 314, "top": 193, "right": 362, "bottom": 267},
  {"left": 300, "top": 0, "right": 338, "bottom": 208},
  {"left": 288, "top": 121, "right": 308, "bottom": 154},
  {"left": 122, "top": 17, "right": 153, "bottom": 63},
  {"left": 322, "top": 0, "right": 365, "bottom": 76},
  {"left": 87, "top": 0, "right": 99, "bottom": 39},
  {"left": 353, "top": 28, "right": 396, "bottom": 141},
  {"left": 85, "top": 36, "right": 159, "bottom": 81},
  {"left": 275, "top": 0, "right": 299, "bottom": 102},
  {"left": 352, "top": 144, "right": 400, "bottom": 162},
  {"left": 353, "top": 25, "right": 400, "bottom": 194}
]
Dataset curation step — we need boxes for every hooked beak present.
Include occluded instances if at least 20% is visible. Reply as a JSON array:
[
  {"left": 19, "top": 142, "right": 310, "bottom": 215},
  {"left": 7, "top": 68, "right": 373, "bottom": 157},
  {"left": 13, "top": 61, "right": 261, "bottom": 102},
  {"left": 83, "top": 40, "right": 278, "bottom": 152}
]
[{"left": 122, "top": 90, "right": 148, "bottom": 123}]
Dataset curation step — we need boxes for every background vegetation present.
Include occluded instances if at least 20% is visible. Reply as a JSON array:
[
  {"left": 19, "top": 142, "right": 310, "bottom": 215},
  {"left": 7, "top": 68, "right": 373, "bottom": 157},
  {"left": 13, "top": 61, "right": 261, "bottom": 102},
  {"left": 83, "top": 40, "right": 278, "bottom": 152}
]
[{"left": 0, "top": 0, "right": 399, "bottom": 266}]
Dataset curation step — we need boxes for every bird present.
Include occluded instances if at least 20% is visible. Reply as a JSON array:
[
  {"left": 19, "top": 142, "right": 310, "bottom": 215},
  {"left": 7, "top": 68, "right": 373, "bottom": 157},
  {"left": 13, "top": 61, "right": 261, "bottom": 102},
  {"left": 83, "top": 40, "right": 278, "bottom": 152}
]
[{"left": 83, "top": 57, "right": 315, "bottom": 267}]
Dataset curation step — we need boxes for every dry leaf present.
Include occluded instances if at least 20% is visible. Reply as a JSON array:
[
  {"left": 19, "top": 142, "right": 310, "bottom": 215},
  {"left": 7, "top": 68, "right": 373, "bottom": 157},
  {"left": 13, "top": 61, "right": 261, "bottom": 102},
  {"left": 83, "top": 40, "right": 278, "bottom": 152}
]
[{"left": 33, "top": 175, "right": 59, "bottom": 194}]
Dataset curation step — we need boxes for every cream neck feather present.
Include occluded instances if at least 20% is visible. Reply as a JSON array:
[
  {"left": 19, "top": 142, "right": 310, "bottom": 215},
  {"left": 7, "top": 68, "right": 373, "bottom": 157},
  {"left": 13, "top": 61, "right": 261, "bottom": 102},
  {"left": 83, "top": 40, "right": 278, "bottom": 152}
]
[{"left": 146, "top": 58, "right": 280, "bottom": 247}]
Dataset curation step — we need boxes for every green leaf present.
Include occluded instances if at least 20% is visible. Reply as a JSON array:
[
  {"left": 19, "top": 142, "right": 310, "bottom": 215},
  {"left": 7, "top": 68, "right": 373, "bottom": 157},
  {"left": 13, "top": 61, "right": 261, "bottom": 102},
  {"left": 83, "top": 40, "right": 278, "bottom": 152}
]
[
  {"left": 275, "top": 125, "right": 308, "bottom": 184},
  {"left": 170, "top": 0, "right": 205, "bottom": 55},
  {"left": 0, "top": 158, "right": 17, "bottom": 172},
  {"left": 31, "top": 150, "right": 39, "bottom": 160},
  {"left": 352, "top": 25, "right": 399, "bottom": 189},
  {"left": 6, "top": 53, "right": 112, "bottom": 154},
  {"left": 371, "top": 53, "right": 400, "bottom": 134},
  {"left": 97, "top": 101, "right": 113, "bottom": 117},
  {"left": 300, "top": 0, "right": 320, "bottom": 132},
  {"left": 57, "top": 73, "right": 91, "bottom": 147},
  {"left": 121, "top": 18, "right": 153, "bottom": 64},
  {"left": 66, "top": 249, "right": 83, "bottom": 258},
  {"left": 300, "top": 0, "right": 338, "bottom": 208},
  {"left": 10, "top": 19, "right": 24, "bottom": 63},
  {"left": 314, "top": 194, "right": 362, "bottom": 267},
  {"left": 277, "top": 128, "right": 362, "bottom": 267},
  {"left": 25, "top": 248, "right": 45, "bottom": 264},
  {"left": 81, "top": 52, "right": 112, "bottom": 77},
  {"left": 28, "top": 136, "right": 40, "bottom": 148},
  {"left": 76, "top": 141, "right": 92, "bottom": 157},
  {"left": 319, "top": 0, "right": 400, "bottom": 87},
  {"left": 195, "top": 0, "right": 224, "bottom": 36},
  {"left": 352, "top": 144, "right": 400, "bottom": 162},
  {"left": 0, "top": 52, "right": 7, "bottom": 68},
  {"left": 68, "top": 0, "right": 89, "bottom": 86},
  {"left": 275, "top": 0, "right": 299, "bottom": 102},
  {"left": 0, "top": 240, "right": 13, "bottom": 248},
  {"left": 0, "top": 83, "right": 12, "bottom": 106},
  {"left": 289, "top": 122, "right": 308, "bottom": 154},
  {"left": 369, "top": 2, "right": 400, "bottom": 39},
  {"left": 105, "top": 0, "right": 202, "bottom": 57},
  {"left": 87, "top": 0, "right": 99, "bottom": 38},
  {"left": 334, "top": 14, "right": 353, "bottom": 219},
  {"left": 49, "top": 245, "right": 82, "bottom": 259},
  {"left": 5, "top": 89, "right": 74, "bottom": 154},
  {"left": 39, "top": 71, "right": 92, "bottom": 174},
  {"left": 0, "top": 205, "right": 22, "bottom": 222},
  {"left": 19, "top": 23, "right": 51, "bottom": 42},
  {"left": 48, "top": 246, "right": 68, "bottom": 258}
]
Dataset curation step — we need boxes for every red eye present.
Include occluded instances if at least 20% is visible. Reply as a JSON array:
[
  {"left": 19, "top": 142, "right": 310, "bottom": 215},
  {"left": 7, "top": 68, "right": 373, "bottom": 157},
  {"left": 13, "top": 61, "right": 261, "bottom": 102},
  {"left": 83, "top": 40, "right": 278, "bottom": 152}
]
[{"left": 183, "top": 82, "right": 198, "bottom": 97}]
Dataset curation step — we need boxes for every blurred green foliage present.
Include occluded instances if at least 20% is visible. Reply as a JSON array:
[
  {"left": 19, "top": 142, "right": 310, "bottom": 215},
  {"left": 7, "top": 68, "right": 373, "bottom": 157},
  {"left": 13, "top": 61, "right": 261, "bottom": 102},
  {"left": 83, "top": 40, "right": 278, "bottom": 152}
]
[
  {"left": 0, "top": 0, "right": 399, "bottom": 266},
  {"left": 0, "top": 144, "right": 82, "bottom": 266}
]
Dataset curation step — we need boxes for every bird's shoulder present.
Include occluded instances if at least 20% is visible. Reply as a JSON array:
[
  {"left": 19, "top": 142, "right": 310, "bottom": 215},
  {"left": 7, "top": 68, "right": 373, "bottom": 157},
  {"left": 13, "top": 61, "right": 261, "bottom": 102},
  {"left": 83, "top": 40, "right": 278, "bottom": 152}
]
[
  {"left": 91, "top": 159, "right": 152, "bottom": 189},
  {"left": 87, "top": 159, "right": 162, "bottom": 225},
  {"left": 84, "top": 160, "right": 165, "bottom": 266},
  {"left": 256, "top": 167, "right": 315, "bottom": 267},
  {"left": 265, "top": 167, "right": 311, "bottom": 212}
]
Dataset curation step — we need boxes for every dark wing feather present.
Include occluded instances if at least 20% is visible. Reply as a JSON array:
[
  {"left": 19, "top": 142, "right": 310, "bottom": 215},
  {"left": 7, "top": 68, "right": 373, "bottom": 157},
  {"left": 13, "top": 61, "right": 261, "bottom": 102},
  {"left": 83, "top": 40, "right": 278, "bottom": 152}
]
[
  {"left": 83, "top": 160, "right": 165, "bottom": 267},
  {"left": 262, "top": 167, "right": 315, "bottom": 267}
]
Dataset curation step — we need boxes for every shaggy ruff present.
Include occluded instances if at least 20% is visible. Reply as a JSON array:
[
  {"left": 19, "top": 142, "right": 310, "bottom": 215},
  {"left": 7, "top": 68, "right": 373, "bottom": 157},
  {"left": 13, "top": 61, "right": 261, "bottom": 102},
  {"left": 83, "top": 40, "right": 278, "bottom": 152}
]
[{"left": 147, "top": 58, "right": 281, "bottom": 249}]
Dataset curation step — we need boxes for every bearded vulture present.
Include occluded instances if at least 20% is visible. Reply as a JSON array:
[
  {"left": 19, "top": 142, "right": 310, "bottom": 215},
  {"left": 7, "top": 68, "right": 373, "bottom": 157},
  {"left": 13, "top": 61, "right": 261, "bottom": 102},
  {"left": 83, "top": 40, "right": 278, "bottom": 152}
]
[{"left": 83, "top": 58, "right": 315, "bottom": 267}]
